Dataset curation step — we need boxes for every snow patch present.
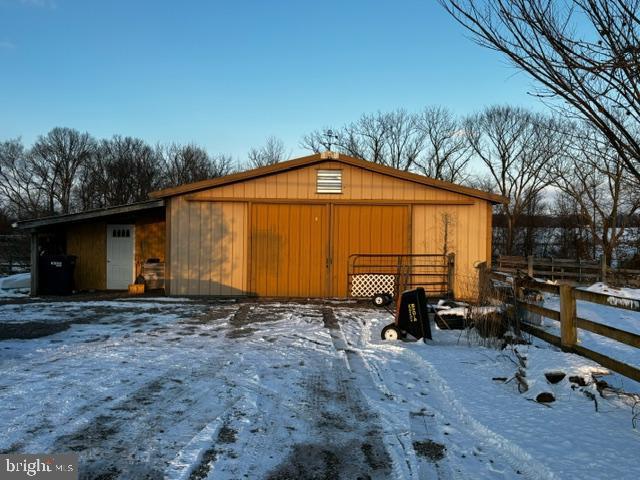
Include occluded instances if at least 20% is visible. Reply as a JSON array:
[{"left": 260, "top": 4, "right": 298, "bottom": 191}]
[
  {"left": 584, "top": 282, "right": 640, "bottom": 301},
  {"left": 0, "top": 272, "right": 30, "bottom": 298}
]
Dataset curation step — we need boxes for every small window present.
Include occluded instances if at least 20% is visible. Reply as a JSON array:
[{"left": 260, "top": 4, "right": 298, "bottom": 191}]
[{"left": 316, "top": 170, "right": 342, "bottom": 194}]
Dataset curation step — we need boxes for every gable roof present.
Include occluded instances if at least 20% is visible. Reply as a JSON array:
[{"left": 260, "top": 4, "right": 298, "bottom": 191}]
[{"left": 150, "top": 152, "right": 507, "bottom": 204}]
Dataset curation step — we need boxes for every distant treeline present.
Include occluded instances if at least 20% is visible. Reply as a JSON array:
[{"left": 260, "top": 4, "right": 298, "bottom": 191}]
[{"left": 1, "top": 103, "right": 639, "bottom": 265}]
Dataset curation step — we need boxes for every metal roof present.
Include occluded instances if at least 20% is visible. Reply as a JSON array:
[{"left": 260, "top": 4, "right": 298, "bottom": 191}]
[{"left": 16, "top": 199, "right": 165, "bottom": 230}]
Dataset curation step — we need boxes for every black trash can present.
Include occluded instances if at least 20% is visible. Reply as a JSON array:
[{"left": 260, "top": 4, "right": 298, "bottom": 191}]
[{"left": 39, "top": 255, "right": 77, "bottom": 295}]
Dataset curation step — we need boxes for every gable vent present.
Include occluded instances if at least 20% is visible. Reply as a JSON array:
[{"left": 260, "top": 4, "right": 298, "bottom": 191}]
[{"left": 316, "top": 169, "right": 342, "bottom": 193}]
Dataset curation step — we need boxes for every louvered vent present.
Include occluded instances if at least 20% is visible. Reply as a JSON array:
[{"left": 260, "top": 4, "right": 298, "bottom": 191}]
[{"left": 316, "top": 170, "right": 342, "bottom": 193}]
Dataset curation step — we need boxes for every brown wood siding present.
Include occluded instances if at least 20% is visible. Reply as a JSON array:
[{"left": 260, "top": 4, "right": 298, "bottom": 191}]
[
  {"left": 135, "top": 215, "right": 166, "bottom": 265},
  {"left": 165, "top": 198, "right": 172, "bottom": 294},
  {"left": 412, "top": 203, "right": 490, "bottom": 299},
  {"left": 169, "top": 198, "right": 247, "bottom": 296},
  {"left": 331, "top": 205, "right": 409, "bottom": 296},
  {"left": 189, "top": 162, "right": 474, "bottom": 203},
  {"left": 486, "top": 202, "right": 494, "bottom": 267},
  {"left": 66, "top": 222, "right": 107, "bottom": 290},
  {"left": 250, "top": 203, "right": 329, "bottom": 297}
]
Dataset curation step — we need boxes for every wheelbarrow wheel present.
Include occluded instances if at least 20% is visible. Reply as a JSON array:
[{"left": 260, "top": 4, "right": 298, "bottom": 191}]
[
  {"left": 381, "top": 324, "right": 401, "bottom": 341},
  {"left": 372, "top": 293, "right": 393, "bottom": 307}
]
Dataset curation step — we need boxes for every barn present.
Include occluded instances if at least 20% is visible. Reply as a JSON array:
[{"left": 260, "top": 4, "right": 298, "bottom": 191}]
[{"left": 18, "top": 152, "right": 505, "bottom": 299}]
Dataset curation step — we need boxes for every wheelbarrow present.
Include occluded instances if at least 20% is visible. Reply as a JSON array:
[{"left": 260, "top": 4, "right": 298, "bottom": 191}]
[{"left": 380, "top": 287, "right": 433, "bottom": 341}]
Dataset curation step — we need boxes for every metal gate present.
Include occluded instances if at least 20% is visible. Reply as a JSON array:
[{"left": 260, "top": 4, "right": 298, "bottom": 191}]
[{"left": 347, "top": 253, "right": 454, "bottom": 298}]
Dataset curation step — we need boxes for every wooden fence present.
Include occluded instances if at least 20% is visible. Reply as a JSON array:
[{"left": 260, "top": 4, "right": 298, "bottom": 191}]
[
  {"left": 496, "top": 255, "right": 640, "bottom": 287},
  {"left": 486, "top": 270, "right": 640, "bottom": 383},
  {"left": 0, "top": 234, "right": 30, "bottom": 275}
]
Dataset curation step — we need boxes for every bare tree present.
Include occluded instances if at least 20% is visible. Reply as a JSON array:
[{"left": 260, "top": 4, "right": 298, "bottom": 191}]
[
  {"left": 30, "top": 127, "right": 96, "bottom": 214},
  {"left": 247, "top": 136, "right": 288, "bottom": 168},
  {"left": 0, "top": 138, "right": 48, "bottom": 218},
  {"left": 75, "top": 136, "right": 161, "bottom": 210},
  {"left": 210, "top": 154, "right": 234, "bottom": 178},
  {"left": 159, "top": 143, "right": 233, "bottom": 188},
  {"left": 383, "top": 109, "right": 423, "bottom": 171},
  {"left": 519, "top": 190, "right": 547, "bottom": 256},
  {"left": 553, "top": 124, "right": 640, "bottom": 264},
  {"left": 301, "top": 114, "right": 391, "bottom": 163},
  {"left": 549, "top": 190, "right": 594, "bottom": 259},
  {"left": 300, "top": 111, "right": 422, "bottom": 169},
  {"left": 350, "top": 113, "right": 389, "bottom": 163},
  {"left": 299, "top": 128, "right": 335, "bottom": 154},
  {"left": 440, "top": 0, "right": 640, "bottom": 182},
  {"left": 465, "top": 106, "right": 565, "bottom": 255},
  {"left": 415, "top": 106, "right": 471, "bottom": 182}
]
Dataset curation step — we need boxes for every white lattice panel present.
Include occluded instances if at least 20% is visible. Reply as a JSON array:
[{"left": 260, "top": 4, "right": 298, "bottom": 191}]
[{"left": 350, "top": 274, "right": 395, "bottom": 298}]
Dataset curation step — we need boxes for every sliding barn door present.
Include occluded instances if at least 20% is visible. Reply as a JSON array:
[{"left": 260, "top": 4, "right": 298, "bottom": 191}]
[
  {"left": 250, "top": 203, "right": 329, "bottom": 297},
  {"left": 331, "top": 205, "right": 409, "bottom": 297}
]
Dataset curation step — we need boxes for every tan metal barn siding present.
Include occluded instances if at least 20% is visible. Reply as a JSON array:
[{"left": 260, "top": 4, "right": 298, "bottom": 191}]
[
  {"left": 330, "top": 205, "right": 410, "bottom": 296},
  {"left": 250, "top": 203, "right": 328, "bottom": 297},
  {"left": 412, "top": 202, "right": 491, "bottom": 299},
  {"left": 167, "top": 160, "right": 493, "bottom": 299},
  {"left": 186, "top": 161, "right": 475, "bottom": 203},
  {"left": 169, "top": 197, "right": 247, "bottom": 296}
]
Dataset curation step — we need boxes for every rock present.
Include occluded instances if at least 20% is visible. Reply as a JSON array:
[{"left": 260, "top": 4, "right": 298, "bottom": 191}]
[
  {"left": 536, "top": 392, "right": 555, "bottom": 403},
  {"left": 594, "top": 378, "right": 609, "bottom": 393},
  {"left": 413, "top": 440, "right": 446, "bottom": 461},
  {"left": 568, "top": 376, "right": 587, "bottom": 386},
  {"left": 544, "top": 371, "right": 566, "bottom": 384}
]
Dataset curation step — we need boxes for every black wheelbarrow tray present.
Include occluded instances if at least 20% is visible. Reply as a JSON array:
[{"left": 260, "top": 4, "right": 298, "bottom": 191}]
[{"left": 381, "top": 287, "right": 433, "bottom": 341}]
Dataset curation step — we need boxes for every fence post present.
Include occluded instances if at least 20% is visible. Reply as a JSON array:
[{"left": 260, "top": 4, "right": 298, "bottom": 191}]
[
  {"left": 30, "top": 232, "right": 38, "bottom": 296},
  {"left": 600, "top": 255, "right": 607, "bottom": 283},
  {"left": 559, "top": 284, "right": 577, "bottom": 351},
  {"left": 578, "top": 258, "right": 582, "bottom": 283},
  {"left": 527, "top": 255, "right": 534, "bottom": 277},
  {"left": 476, "top": 261, "right": 488, "bottom": 303},
  {"left": 512, "top": 276, "right": 522, "bottom": 336}
]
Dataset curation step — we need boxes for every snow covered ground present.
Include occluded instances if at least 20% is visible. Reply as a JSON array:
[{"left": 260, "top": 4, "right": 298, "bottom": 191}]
[
  {"left": 0, "top": 299, "right": 638, "bottom": 479},
  {"left": 0, "top": 272, "right": 30, "bottom": 298}
]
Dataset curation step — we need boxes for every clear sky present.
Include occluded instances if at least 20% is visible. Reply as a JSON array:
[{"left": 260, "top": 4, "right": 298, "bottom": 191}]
[{"left": 0, "top": 0, "right": 542, "bottom": 160}]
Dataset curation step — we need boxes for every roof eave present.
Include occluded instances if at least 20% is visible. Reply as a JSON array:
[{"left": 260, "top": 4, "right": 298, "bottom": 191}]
[{"left": 15, "top": 199, "right": 165, "bottom": 230}]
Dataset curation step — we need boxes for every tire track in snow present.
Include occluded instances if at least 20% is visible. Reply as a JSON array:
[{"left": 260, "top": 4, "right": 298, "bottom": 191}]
[
  {"left": 166, "top": 394, "right": 243, "bottom": 480},
  {"left": 258, "top": 305, "right": 396, "bottom": 480},
  {"left": 337, "top": 308, "right": 559, "bottom": 480},
  {"left": 328, "top": 315, "right": 458, "bottom": 479},
  {"left": 323, "top": 307, "right": 414, "bottom": 480}
]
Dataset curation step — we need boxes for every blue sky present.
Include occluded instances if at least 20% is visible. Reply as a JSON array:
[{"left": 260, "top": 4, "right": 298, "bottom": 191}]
[{"left": 0, "top": 0, "right": 541, "bottom": 160}]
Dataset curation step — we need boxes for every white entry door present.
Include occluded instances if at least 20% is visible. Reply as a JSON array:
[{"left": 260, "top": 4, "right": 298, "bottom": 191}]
[{"left": 107, "top": 224, "right": 135, "bottom": 290}]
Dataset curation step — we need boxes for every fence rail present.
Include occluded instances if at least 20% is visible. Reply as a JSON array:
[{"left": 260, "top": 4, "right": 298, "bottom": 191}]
[
  {"left": 496, "top": 255, "right": 640, "bottom": 287},
  {"left": 485, "top": 270, "right": 640, "bottom": 383},
  {"left": 0, "top": 234, "right": 30, "bottom": 275}
]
